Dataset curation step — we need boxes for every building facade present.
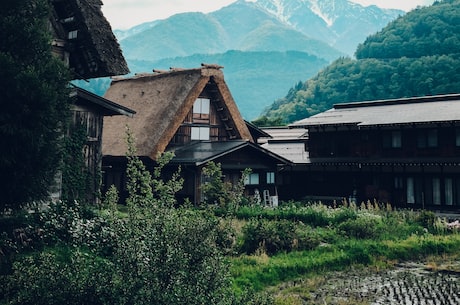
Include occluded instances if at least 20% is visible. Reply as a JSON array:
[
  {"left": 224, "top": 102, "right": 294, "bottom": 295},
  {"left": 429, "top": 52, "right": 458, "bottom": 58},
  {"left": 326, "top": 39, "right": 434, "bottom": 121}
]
[
  {"left": 102, "top": 66, "right": 289, "bottom": 204},
  {"left": 271, "top": 94, "right": 460, "bottom": 211}
]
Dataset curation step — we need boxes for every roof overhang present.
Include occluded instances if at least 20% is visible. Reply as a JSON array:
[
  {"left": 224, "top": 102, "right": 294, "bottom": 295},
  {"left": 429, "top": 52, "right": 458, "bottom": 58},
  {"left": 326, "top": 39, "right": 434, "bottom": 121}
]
[
  {"left": 169, "top": 140, "right": 292, "bottom": 167},
  {"left": 70, "top": 86, "right": 136, "bottom": 117}
]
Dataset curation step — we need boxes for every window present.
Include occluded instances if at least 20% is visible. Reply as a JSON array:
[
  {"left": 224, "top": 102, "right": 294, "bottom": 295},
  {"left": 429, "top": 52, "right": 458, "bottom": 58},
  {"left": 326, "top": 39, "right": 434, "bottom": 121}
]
[
  {"left": 427, "top": 129, "right": 438, "bottom": 147},
  {"left": 191, "top": 127, "right": 209, "bottom": 140},
  {"left": 391, "top": 131, "right": 402, "bottom": 148},
  {"left": 266, "top": 172, "right": 275, "bottom": 184},
  {"left": 394, "top": 177, "right": 403, "bottom": 189},
  {"left": 383, "top": 131, "right": 401, "bottom": 148},
  {"left": 244, "top": 173, "right": 259, "bottom": 185},
  {"left": 417, "top": 129, "right": 438, "bottom": 148},
  {"left": 433, "top": 178, "right": 441, "bottom": 205},
  {"left": 193, "top": 98, "right": 210, "bottom": 121},
  {"left": 445, "top": 178, "right": 453, "bottom": 206},
  {"left": 407, "top": 177, "right": 415, "bottom": 204},
  {"left": 68, "top": 30, "right": 78, "bottom": 39}
]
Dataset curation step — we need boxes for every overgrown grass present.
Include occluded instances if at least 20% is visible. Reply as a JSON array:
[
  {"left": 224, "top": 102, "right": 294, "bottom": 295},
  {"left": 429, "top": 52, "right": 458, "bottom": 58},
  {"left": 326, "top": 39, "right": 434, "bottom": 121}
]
[
  {"left": 227, "top": 202, "right": 460, "bottom": 294},
  {"left": 231, "top": 234, "right": 460, "bottom": 293}
]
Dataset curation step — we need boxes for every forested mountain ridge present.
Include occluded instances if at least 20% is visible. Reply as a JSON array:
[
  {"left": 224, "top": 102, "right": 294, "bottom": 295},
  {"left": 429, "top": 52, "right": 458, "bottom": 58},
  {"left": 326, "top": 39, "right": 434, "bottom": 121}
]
[
  {"left": 257, "top": 0, "right": 460, "bottom": 125},
  {"left": 117, "top": 0, "right": 402, "bottom": 61},
  {"left": 77, "top": 0, "right": 404, "bottom": 119}
]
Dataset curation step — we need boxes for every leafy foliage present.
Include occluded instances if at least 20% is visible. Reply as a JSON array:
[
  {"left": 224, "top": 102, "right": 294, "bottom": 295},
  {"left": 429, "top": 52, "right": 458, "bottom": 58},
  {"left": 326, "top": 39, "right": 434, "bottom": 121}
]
[
  {"left": 202, "top": 161, "right": 249, "bottom": 213},
  {"left": 0, "top": 130, "right": 245, "bottom": 305},
  {"left": 61, "top": 123, "right": 92, "bottom": 203},
  {"left": 259, "top": 0, "right": 460, "bottom": 124},
  {"left": 0, "top": 0, "right": 70, "bottom": 209}
]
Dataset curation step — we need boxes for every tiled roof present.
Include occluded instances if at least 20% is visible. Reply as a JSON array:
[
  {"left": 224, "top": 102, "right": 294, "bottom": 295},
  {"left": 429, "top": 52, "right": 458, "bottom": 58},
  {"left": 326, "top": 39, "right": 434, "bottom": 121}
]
[
  {"left": 291, "top": 94, "right": 460, "bottom": 128},
  {"left": 170, "top": 140, "right": 290, "bottom": 166}
]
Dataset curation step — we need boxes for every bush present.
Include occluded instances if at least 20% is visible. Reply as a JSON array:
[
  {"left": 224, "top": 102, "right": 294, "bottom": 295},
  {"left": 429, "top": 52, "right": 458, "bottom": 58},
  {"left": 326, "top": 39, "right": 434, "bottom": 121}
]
[
  {"left": 337, "top": 215, "right": 382, "bottom": 239},
  {"left": 240, "top": 219, "right": 296, "bottom": 255},
  {"left": 0, "top": 134, "right": 242, "bottom": 305},
  {"left": 2, "top": 248, "right": 115, "bottom": 305}
]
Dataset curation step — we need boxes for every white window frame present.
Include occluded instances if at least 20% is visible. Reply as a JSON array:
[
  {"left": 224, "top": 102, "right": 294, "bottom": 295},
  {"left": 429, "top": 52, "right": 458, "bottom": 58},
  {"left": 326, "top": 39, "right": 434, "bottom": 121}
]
[
  {"left": 266, "top": 172, "right": 275, "bottom": 184},
  {"left": 191, "top": 126, "right": 210, "bottom": 140},
  {"left": 193, "top": 98, "right": 210, "bottom": 114}
]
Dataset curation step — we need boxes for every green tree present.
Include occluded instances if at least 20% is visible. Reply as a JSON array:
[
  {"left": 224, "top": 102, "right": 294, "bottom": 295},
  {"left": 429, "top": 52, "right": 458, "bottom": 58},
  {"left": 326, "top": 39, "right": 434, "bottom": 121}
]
[
  {"left": 0, "top": 0, "right": 71, "bottom": 209},
  {"left": 261, "top": 0, "right": 460, "bottom": 124},
  {"left": 1, "top": 132, "right": 240, "bottom": 305}
]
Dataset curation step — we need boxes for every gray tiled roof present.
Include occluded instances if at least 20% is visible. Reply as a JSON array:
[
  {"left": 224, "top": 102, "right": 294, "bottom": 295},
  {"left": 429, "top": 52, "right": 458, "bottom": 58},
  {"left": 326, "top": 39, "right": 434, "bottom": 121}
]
[
  {"left": 170, "top": 140, "right": 290, "bottom": 166},
  {"left": 290, "top": 94, "right": 460, "bottom": 127}
]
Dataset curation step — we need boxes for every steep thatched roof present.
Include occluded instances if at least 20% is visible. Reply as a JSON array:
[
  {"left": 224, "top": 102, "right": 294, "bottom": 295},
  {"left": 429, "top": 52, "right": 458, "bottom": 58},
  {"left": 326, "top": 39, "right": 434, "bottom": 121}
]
[
  {"left": 102, "top": 67, "right": 253, "bottom": 159},
  {"left": 50, "top": 0, "right": 129, "bottom": 79}
]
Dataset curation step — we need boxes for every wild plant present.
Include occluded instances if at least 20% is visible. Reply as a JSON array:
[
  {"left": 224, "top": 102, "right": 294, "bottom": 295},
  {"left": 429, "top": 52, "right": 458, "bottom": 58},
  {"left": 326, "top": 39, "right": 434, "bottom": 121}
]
[{"left": 201, "top": 161, "right": 250, "bottom": 215}]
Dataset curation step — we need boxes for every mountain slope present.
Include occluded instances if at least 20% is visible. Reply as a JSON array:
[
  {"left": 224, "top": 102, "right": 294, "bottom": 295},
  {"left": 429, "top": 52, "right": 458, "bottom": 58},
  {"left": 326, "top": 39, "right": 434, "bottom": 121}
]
[
  {"left": 120, "top": 12, "right": 229, "bottom": 60},
  {"left": 129, "top": 50, "right": 328, "bottom": 119},
  {"left": 253, "top": 0, "right": 403, "bottom": 54},
  {"left": 258, "top": 0, "right": 460, "bottom": 125},
  {"left": 83, "top": 0, "right": 405, "bottom": 120},
  {"left": 119, "top": 1, "right": 343, "bottom": 62}
]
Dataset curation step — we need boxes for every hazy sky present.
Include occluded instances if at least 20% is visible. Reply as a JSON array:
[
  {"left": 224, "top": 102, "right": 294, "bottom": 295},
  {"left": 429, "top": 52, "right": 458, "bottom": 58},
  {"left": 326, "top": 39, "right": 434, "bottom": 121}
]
[{"left": 102, "top": 0, "right": 435, "bottom": 30}]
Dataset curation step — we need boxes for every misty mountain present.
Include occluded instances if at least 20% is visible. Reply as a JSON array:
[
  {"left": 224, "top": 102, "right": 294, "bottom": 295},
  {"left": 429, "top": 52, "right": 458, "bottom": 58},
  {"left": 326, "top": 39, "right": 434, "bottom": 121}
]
[
  {"left": 94, "top": 0, "right": 404, "bottom": 119},
  {"left": 259, "top": 0, "right": 460, "bottom": 125},
  {"left": 117, "top": 0, "right": 403, "bottom": 60},
  {"left": 131, "top": 50, "right": 328, "bottom": 119},
  {"left": 253, "top": 0, "right": 403, "bottom": 55}
]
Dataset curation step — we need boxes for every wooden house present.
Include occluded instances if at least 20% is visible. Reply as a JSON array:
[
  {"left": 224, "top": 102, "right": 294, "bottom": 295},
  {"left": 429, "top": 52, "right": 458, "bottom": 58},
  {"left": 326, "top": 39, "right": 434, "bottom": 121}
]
[
  {"left": 47, "top": 0, "right": 133, "bottom": 202},
  {"left": 280, "top": 94, "right": 460, "bottom": 211},
  {"left": 66, "top": 87, "right": 135, "bottom": 202},
  {"left": 102, "top": 66, "right": 290, "bottom": 204},
  {"left": 49, "top": 0, "right": 129, "bottom": 79}
]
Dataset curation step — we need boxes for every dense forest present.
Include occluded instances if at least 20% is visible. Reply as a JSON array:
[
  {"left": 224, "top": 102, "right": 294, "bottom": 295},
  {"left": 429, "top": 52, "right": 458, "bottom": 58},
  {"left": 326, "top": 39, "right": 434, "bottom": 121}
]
[{"left": 256, "top": 0, "right": 460, "bottom": 125}]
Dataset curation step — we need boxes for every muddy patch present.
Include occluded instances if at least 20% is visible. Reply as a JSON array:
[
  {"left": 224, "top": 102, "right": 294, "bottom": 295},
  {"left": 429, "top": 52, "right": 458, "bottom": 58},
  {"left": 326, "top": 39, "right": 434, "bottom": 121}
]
[{"left": 274, "top": 262, "right": 460, "bottom": 305}]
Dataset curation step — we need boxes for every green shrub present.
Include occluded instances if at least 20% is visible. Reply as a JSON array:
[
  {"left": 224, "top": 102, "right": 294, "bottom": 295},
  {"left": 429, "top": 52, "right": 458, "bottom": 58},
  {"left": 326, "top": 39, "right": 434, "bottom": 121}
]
[
  {"left": 0, "top": 131, "right": 243, "bottom": 305},
  {"left": 337, "top": 215, "right": 381, "bottom": 239},
  {"left": 332, "top": 207, "right": 358, "bottom": 224},
  {"left": 2, "top": 248, "right": 115, "bottom": 305},
  {"left": 415, "top": 210, "right": 437, "bottom": 231},
  {"left": 240, "top": 219, "right": 297, "bottom": 255}
]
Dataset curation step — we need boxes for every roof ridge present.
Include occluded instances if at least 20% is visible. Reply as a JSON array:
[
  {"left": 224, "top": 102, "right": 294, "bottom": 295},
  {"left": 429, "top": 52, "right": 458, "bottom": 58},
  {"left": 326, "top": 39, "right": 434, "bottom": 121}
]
[
  {"left": 334, "top": 93, "right": 460, "bottom": 109},
  {"left": 111, "top": 65, "right": 224, "bottom": 82}
]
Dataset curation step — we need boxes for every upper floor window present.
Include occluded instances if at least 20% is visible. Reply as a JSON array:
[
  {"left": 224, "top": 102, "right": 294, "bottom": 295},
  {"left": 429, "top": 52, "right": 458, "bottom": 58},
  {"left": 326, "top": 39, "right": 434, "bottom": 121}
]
[
  {"left": 417, "top": 129, "right": 438, "bottom": 148},
  {"left": 191, "top": 126, "right": 209, "bottom": 140},
  {"left": 383, "top": 131, "right": 401, "bottom": 148},
  {"left": 193, "top": 98, "right": 210, "bottom": 122},
  {"left": 266, "top": 172, "right": 275, "bottom": 184},
  {"left": 244, "top": 173, "right": 260, "bottom": 185},
  {"left": 68, "top": 30, "right": 78, "bottom": 40}
]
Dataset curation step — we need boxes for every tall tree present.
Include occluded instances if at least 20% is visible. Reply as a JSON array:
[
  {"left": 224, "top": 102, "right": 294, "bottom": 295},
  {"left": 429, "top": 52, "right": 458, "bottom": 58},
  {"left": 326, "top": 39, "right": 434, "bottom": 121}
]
[{"left": 0, "top": 0, "right": 71, "bottom": 210}]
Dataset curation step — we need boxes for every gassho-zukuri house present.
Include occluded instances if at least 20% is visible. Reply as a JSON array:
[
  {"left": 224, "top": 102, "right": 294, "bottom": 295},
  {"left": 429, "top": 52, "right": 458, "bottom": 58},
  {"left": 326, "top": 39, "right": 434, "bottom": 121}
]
[
  {"left": 48, "top": 0, "right": 135, "bottom": 202},
  {"left": 102, "top": 65, "right": 290, "bottom": 204},
  {"left": 264, "top": 94, "right": 460, "bottom": 212}
]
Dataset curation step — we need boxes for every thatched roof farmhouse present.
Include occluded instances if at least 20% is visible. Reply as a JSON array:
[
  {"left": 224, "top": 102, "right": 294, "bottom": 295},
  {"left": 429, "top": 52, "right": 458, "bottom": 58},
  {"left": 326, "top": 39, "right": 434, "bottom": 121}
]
[
  {"left": 102, "top": 66, "right": 289, "bottom": 204},
  {"left": 50, "top": 0, "right": 129, "bottom": 79},
  {"left": 103, "top": 66, "right": 253, "bottom": 159}
]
